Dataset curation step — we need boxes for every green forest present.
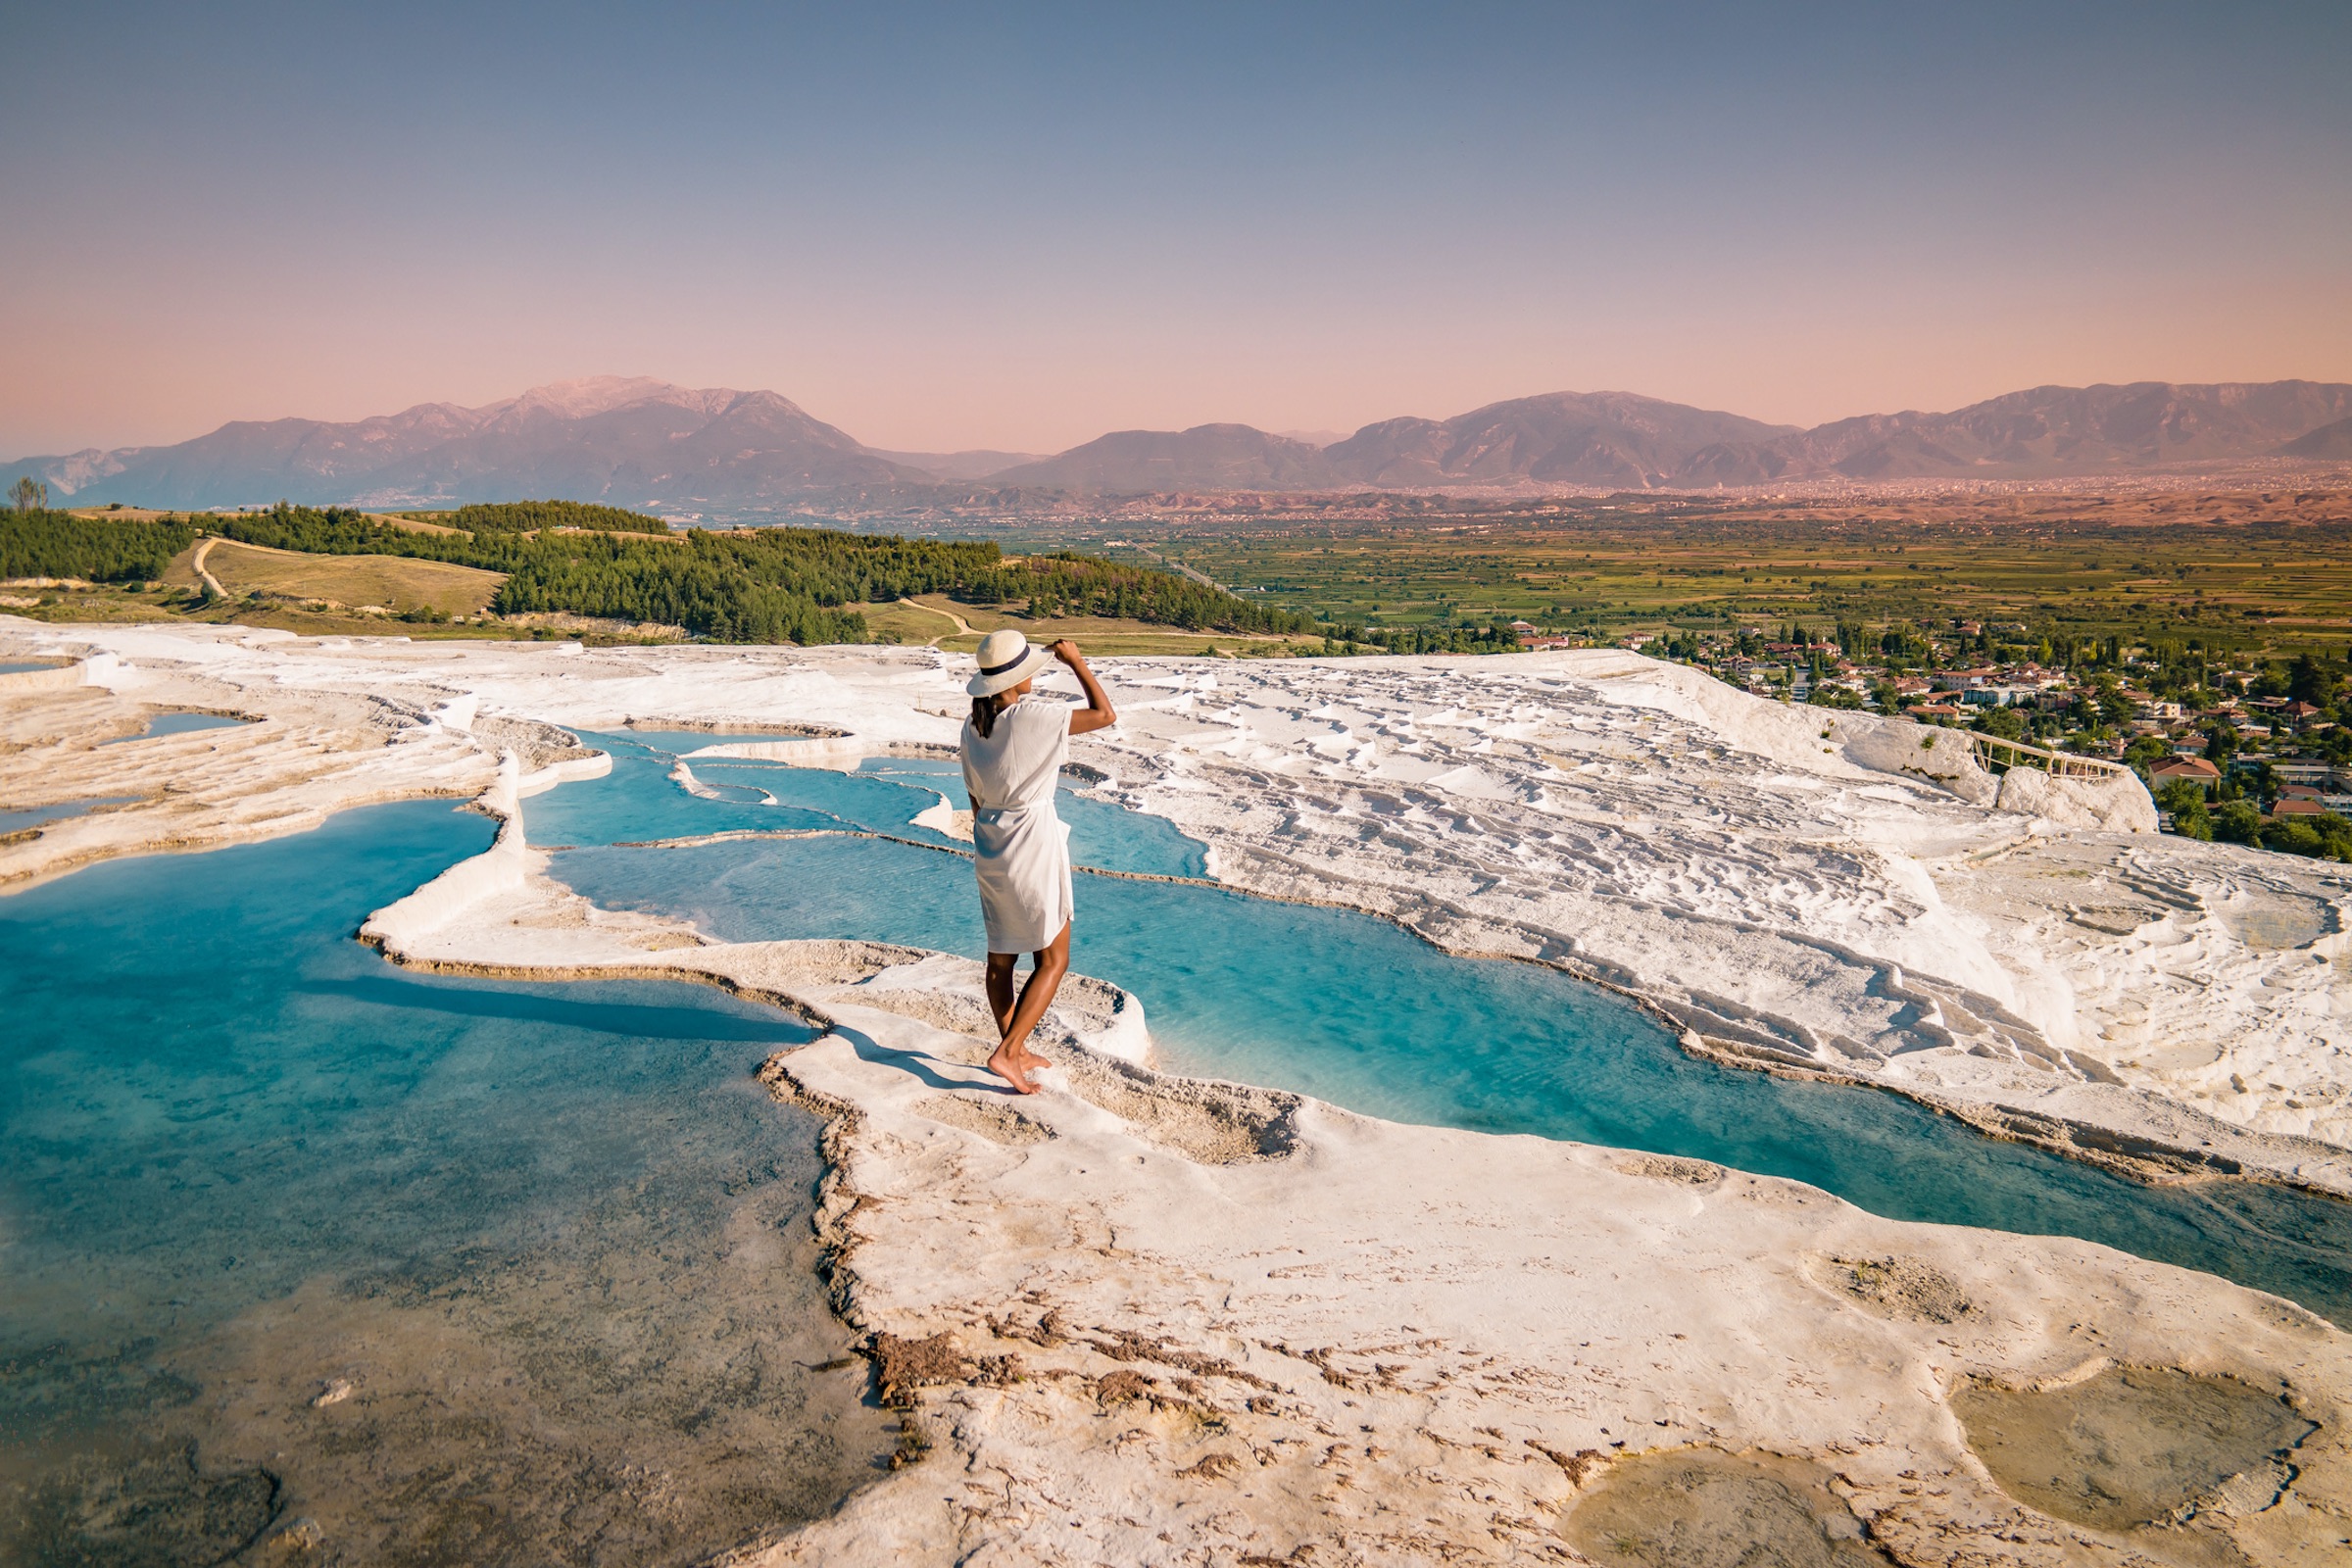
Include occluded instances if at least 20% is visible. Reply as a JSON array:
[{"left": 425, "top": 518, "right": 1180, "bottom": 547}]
[
  {"left": 956, "top": 551, "right": 1315, "bottom": 635},
  {"left": 4, "top": 504, "right": 1313, "bottom": 646},
  {"left": 2, "top": 510, "right": 197, "bottom": 582},
  {"left": 407, "top": 500, "right": 675, "bottom": 535}
]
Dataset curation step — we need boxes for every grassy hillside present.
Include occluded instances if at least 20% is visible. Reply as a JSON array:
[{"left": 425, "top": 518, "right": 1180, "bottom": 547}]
[
  {"left": 7, "top": 502, "right": 1313, "bottom": 647},
  {"left": 198, "top": 539, "right": 506, "bottom": 617}
]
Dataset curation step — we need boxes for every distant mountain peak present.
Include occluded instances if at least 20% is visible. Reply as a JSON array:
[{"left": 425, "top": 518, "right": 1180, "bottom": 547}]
[
  {"left": 990, "top": 424, "right": 1341, "bottom": 491},
  {"left": 485, "top": 376, "right": 744, "bottom": 421},
  {"left": 7, "top": 376, "right": 911, "bottom": 510},
  {"left": 10, "top": 376, "right": 2350, "bottom": 512}
]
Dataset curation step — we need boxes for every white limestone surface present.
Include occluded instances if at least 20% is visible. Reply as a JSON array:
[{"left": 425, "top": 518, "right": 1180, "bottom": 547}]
[
  {"left": 4, "top": 618, "right": 2346, "bottom": 1190},
  {"left": 357, "top": 780, "right": 2352, "bottom": 1568},
  {"left": 15, "top": 617, "right": 2352, "bottom": 1563}
]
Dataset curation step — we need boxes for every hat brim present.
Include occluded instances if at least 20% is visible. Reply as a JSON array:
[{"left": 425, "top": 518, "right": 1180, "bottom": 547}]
[{"left": 965, "top": 642, "right": 1055, "bottom": 697}]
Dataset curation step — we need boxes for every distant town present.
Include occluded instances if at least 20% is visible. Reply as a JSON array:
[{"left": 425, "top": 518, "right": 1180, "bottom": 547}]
[{"left": 1588, "top": 616, "right": 2352, "bottom": 859}]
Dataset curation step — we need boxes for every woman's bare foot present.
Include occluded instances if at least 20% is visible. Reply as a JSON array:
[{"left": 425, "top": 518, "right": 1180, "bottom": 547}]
[
  {"left": 996, "top": 1028, "right": 1054, "bottom": 1079},
  {"left": 986, "top": 1044, "right": 1038, "bottom": 1094}
]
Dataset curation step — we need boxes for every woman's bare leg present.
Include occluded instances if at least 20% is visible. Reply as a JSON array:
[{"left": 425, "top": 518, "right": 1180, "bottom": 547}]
[
  {"left": 985, "top": 923, "right": 1070, "bottom": 1094},
  {"left": 985, "top": 953, "right": 1020, "bottom": 1039},
  {"left": 986, "top": 951, "right": 1059, "bottom": 1070}
]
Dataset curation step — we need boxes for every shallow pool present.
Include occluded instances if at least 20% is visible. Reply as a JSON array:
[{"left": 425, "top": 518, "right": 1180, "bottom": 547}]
[
  {"left": 99, "top": 710, "right": 251, "bottom": 745},
  {"left": 0, "top": 802, "right": 889, "bottom": 1564},
  {"left": 533, "top": 730, "right": 1207, "bottom": 878},
  {"left": 543, "top": 733, "right": 2352, "bottom": 1325},
  {"left": 0, "top": 796, "right": 143, "bottom": 836}
]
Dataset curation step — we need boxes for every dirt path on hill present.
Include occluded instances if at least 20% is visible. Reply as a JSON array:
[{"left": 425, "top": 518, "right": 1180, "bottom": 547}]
[
  {"left": 190, "top": 537, "right": 227, "bottom": 598},
  {"left": 897, "top": 597, "right": 973, "bottom": 645}
]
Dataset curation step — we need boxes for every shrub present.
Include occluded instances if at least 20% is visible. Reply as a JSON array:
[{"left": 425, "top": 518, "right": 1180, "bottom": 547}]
[
  {"left": 2154, "top": 780, "right": 2213, "bottom": 840},
  {"left": 2212, "top": 800, "right": 2264, "bottom": 845},
  {"left": 1972, "top": 705, "right": 2028, "bottom": 741},
  {"left": 2260, "top": 812, "right": 2352, "bottom": 862}
]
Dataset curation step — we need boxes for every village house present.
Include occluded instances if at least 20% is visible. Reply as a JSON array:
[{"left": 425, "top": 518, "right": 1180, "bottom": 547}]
[
  {"left": 1962, "top": 684, "right": 2039, "bottom": 708},
  {"left": 2148, "top": 756, "right": 2221, "bottom": 788}
]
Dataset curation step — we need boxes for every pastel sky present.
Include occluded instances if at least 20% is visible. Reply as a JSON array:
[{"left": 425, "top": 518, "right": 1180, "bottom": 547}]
[{"left": 4, "top": 2, "right": 2347, "bottom": 457}]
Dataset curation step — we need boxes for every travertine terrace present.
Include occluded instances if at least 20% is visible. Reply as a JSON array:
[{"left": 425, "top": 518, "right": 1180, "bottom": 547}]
[
  {"left": 7, "top": 618, "right": 2344, "bottom": 1188},
  {"left": 8, "top": 616, "right": 2352, "bottom": 1562}
]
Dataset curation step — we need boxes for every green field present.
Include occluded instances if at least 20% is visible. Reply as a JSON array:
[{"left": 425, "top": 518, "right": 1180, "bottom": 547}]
[
  {"left": 190, "top": 539, "right": 507, "bottom": 617},
  {"left": 1020, "top": 489, "right": 2352, "bottom": 661},
  {"left": 14, "top": 491, "right": 2350, "bottom": 664}
]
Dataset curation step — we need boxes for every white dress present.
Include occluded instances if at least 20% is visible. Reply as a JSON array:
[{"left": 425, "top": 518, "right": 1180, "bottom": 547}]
[{"left": 960, "top": 699, "right": 1074, "bottom": 954}]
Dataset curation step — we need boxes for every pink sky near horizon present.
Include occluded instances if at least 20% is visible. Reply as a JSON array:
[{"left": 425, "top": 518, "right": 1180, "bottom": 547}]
[
  {"left": 4, "top": 4, "right": 2347, "bottom": 458},
  {"left": 14, "top": 250, "right": 2344, "bottom": 459}
]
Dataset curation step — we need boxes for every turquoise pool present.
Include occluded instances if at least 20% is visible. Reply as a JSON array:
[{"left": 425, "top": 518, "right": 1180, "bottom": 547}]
[
  {"left": 545, "top": 731, "right": 2352, "bottom": 1326},
  {"left": 6, "top": 725, "right": 2348, "bottom": 1563},
  {"left": 99, "top": 710, "right": 250, "bottom": 745},
  {"left": 0, "top": 802, "right": 888, "bottom": 1565}
]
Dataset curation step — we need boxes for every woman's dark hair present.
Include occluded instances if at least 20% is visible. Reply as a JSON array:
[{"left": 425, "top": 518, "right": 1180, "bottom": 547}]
[{"left": 969, "top": 690, "right": 1012, "bottom": 739}]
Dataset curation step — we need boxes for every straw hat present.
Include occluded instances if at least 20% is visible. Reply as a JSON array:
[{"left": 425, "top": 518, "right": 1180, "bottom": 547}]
[{"left": 966, "top": 628, "right": 1055, "bottom": 696}]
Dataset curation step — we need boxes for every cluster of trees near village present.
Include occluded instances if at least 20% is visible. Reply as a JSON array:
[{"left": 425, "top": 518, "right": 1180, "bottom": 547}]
[
  {"left": 1324, "top": 620, "right": 1527, "bottom": 656},
  {"left": 2, "top": 509, "right": 198, "bottom": 581},
  {"left": 2154, "top": 774, "right": 2352, "bottom": 861},
  {"left": 421, "top": 500, "right": 674, "bottom": 535},
  {"left": 1, "top": 502, "right": 1313, "bottom": 646}
]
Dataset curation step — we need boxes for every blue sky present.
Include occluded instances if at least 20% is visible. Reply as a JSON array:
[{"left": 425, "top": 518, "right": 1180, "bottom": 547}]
[{"left": 4, "top": 2, "right": 2345, "bottom": 453}]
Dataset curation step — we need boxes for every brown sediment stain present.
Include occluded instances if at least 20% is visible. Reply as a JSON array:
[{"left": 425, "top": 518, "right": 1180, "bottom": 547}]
[
  {"left": 1807, "top": 1253, "right": 1974, "bottom": 1324},
  {"left": 2, "top": 1263, "right": 888, "bottom": 1568},
  {"left": 1563, "top": 1447, "right": 1891, "bottom": 1567},
  {"left": 1951, "top": 1365, "right": 2318, "bottom": 1537},
  {"left": 912, "top": 1093, "right": 1053, "bottom": 1146},
  {"left": 2215, "top": 892, "right": 2335, "bottom": 953},
  {"left": 1095, "top": 1369, "right": 1154, "bottom": 1405},
  {"left": 846, "top": 985, "right": 999, "bottom": 1039},
  {"left": 0, "top": 1104, "right": 890, "bottom": 1568},
  {"left": 1611, "top": 1152, "right": 1724, "bottom": 1186},
  {"left": 868, "top": 1332, "right": 969, "bottom": 1408},
  {"left": 4, "top": 1441, "right": 281, "bottom": 1567},
  {"left": 1058, "top": 1054, "right": 1301, "bottom": 1165},
  {"left": 627, "top": 929, "right": 705, "bottom": 951}
]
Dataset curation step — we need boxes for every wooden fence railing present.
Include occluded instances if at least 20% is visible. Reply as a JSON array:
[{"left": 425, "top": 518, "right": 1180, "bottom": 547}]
[{"left": 1967, "top": 731, "right": 2129, "bottom": 780}]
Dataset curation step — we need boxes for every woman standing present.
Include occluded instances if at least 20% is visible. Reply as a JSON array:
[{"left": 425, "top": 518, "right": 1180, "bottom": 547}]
[{"left": 960, "top": 630, "right": 1118, "bottom": 1093}]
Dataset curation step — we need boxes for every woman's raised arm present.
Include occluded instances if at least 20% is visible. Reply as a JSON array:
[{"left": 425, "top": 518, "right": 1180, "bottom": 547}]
[{"left": 1051, "top": 640, "right": 1118, "bottom": 735}]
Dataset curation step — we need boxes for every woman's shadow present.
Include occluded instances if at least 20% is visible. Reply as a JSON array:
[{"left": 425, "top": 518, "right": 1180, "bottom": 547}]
[{"left": 822, "top": 1020, "right": 1033, "bottom": 1095}]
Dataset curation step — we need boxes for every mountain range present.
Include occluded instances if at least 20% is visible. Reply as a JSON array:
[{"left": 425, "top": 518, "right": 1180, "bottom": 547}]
[{"left": 13, "top": 375, "right": 2351, "bottom": 512}]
